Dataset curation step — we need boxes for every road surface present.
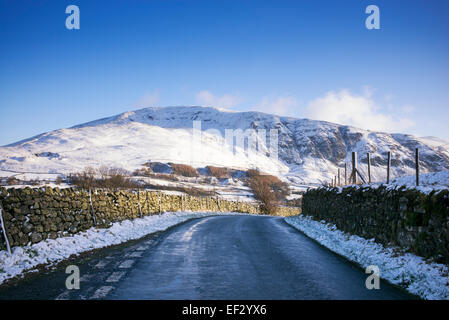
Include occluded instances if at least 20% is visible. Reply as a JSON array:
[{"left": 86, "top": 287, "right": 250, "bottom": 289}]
[{"left": 0, "top": 215, "right": 414, "bottom": 300}]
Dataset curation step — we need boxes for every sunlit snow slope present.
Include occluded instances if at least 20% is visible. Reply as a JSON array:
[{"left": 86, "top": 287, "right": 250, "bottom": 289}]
[{"left": 1, "top": 106, "right": 448, "bottom": 184}]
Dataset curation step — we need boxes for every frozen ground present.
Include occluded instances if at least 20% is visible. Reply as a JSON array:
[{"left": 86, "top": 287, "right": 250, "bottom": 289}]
[
  {"left": 0, "top": 211, "right": 247, "bottom": 286},
  {"left": 285, "top": 215, "right": 449, "bottom": 300}
]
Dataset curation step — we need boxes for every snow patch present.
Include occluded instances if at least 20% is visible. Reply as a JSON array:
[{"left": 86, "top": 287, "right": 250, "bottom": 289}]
[{"left": 391, "top": 170, "right": 449, "bottom": 189}]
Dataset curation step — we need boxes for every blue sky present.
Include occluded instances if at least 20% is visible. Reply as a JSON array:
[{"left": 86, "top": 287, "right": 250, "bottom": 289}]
[{"left": 1, "top": 0, "right": 448, "bottom": 145}]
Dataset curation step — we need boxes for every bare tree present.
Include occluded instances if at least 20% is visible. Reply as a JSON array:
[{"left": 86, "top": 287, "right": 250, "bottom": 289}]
[{"left": 247, "top": 169, "right": 290, "bottom": 214}]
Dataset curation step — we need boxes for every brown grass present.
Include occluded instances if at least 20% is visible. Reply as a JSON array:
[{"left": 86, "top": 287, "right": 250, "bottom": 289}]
[
  {"left": 133, "top": 168, "right": 179, "bottom": 182},
  {"left": 206, "top": 166, "right": 230, "bottom": 179},
  {"left": 144, "top": 184, "right": 215, "bottom": 197},
  {"left": 5, "top": 177, "right": 20, "bottom": 185},
  {"left": 169, "top": 163, "right": 198, "bottom": 177},
  {"left": 5, "top": 177, "right": 19, "bottom": 185}
]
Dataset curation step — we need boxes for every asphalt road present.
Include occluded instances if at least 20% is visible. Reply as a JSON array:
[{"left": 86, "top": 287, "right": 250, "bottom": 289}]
[{"left": 0, "top": 215, "right": 414, "bottom": 300}]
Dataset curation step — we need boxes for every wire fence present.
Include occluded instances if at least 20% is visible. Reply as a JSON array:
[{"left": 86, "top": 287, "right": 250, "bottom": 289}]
[{"left": 326, "top": 148, "right": 421, "bottom": 188}]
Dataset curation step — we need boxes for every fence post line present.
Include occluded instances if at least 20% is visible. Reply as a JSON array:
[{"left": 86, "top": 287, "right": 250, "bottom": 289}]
[
  {"left": 367, "top": 153, "right": 371, "bottom": 184},
  {"left": 387, "top": 151, "right": 391, "bottom": 184},
  {"left": 0, "top": 201, "right": 11, "bottom": 255},
  {"left": 415, "top": 148, "right": 420, "bottom": 186}
]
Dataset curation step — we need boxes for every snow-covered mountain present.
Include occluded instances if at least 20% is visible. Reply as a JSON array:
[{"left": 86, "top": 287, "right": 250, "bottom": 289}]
[{"left": 1, "top": 106, "right": 449, "bottom": 185}]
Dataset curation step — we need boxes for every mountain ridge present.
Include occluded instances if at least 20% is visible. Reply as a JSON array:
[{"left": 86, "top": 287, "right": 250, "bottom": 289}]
[{"left": 1, "top": 106, "right": 448, "bottom": 184}]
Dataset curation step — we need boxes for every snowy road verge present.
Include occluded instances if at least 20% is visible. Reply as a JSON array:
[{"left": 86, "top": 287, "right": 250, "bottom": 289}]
[
  {"left": 0, "top": 211, "right": 245, "bottom": 286},
  {"left": 285, "top": 215, "right": 449, "bottom": 300}
]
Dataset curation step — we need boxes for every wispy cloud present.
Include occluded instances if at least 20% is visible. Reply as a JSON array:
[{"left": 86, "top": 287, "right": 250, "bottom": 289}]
[
  {"left": 135, "top": 90, "right": 159, "bottom": 108},
  {"left": 195, "top": 90, "right": 241, "bottom": 108},
  {"left": 255, "top": 96, "right": 298, "bottom": 116},
  {"left": 304, "top": 89, "right": 415, "bottom": 132}
]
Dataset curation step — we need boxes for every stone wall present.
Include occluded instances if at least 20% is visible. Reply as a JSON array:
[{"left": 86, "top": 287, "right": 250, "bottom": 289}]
[
  {"left": 302, "top": 186, "right": 449, "bottom": 263},
  {"left": 0, "top": 187, "right": 300, "bottom": 250}
]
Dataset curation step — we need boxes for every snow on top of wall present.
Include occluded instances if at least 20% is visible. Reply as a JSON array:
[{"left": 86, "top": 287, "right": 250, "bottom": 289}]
[{"left": 312, "top": 169, "right": 449, "bottom": 195}]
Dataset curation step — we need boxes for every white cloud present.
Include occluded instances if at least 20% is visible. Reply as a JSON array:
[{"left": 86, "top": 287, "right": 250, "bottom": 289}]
[
  {"left": 255, "top": 96, "right": 298, "bottom": 116},
  {"left": 401, "top": 105, "right": 415, "bottom": 114},
  {"left": 195, "top": 90, "right": 241, "bottom": 108},
  {"left": 135, "top": 91, "right": 159, "bottom": 107},
  {"left": 304, "top": 89, "right": 415, "bottom": 132}
]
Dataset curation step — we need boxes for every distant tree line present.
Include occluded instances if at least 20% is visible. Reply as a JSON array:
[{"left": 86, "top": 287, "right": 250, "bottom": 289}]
[{"left": 68, "top": 166, "right": 140, "bottom": 190}]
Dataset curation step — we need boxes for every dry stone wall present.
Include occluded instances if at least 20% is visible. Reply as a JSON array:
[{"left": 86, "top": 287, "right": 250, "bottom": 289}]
[
  {"left": 0, "top": 187, "right": 300, "bottom": 250},
  {"left": 302, "top": 186, "right": 449, "bottom": 263}
]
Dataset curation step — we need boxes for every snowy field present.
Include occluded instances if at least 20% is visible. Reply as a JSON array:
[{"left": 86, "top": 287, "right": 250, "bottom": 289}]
[
  {"left": 285, "top": 215, "right": 449, "bottom": 300},
  {"left": 391, "top": 169, "right": 449, "bottom": 189},
  {"left": 0, "top": 211, "right": 246, "bottom": 286}
]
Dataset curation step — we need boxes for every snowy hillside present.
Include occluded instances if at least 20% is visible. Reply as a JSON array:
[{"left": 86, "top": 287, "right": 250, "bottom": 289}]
[
  {"left": 1, "top": 106, "right": 449, "bottom": 185},
  {"left": 391, "top": 170, "right": 449, "bottom": 189}
]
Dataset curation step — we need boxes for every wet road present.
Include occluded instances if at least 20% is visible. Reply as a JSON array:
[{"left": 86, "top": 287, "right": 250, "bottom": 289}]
[{"left": 0, "top": 215, "right": 414, "bottom": 300}]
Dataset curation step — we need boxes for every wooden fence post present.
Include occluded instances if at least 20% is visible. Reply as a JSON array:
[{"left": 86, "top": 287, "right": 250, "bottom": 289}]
[
  {"left": 338, "top": 168, "right": 341, "bottom": 186},
  {"left": 344, "top": 163, "right": 347, "bottom": 185},
  {"left": 415, "top": 148, "right": 419, "bottom": 186},
  {"left": 367, "top": 153, "right": 371, "bottom": 184},
  {"left": 386, "top": 151, "right": 391, "bottom": 184},
  {"left": 352, "top": 152, "right": 357, "bottom": 184}
]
